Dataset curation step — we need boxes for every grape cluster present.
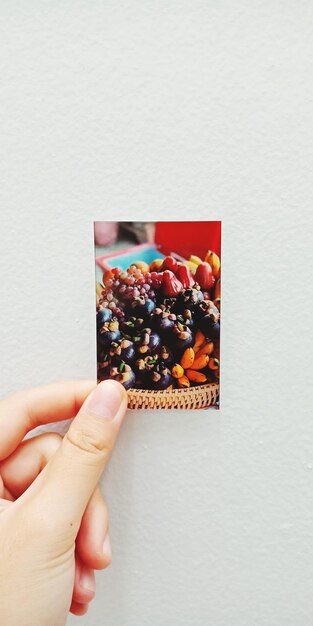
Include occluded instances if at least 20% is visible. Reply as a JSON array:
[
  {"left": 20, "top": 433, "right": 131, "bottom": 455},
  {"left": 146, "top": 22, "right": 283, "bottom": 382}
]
[{"left": 98, "top": 266, "right": 157, "bottom": 319}]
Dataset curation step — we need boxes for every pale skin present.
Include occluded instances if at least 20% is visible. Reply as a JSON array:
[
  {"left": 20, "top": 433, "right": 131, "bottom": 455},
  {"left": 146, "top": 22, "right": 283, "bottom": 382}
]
[{"left": 0, "top": 379, "right": 128, "bottom": 625}]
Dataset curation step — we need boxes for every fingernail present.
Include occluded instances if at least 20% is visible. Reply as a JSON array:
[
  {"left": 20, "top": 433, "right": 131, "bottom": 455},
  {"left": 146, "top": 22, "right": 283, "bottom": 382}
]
[
  {"left": 103, "top": 533, "right": 112, "bottom": 561},
  {"left": 80, "top": 568, "right": 95, "bottom": 595},
  {"left": 87, "top": 380, "right": 124, "bottom": 420}
]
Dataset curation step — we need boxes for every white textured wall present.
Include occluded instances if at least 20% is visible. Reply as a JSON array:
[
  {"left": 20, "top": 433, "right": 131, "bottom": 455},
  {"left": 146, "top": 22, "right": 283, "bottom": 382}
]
[{"left": 1, "top": 2, "right": 313, "bottom": 625}]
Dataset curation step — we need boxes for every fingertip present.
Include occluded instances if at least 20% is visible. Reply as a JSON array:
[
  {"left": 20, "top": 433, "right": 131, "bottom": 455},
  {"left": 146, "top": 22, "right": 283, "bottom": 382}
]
[
  {"left": 102, "top": 533, "right": 112, "bottom": 567},
  {"left": 96, "top": 379, "right": 128, "bottom": 404},
  {"left": 70, "top": 600, "right": 90, "bottom": 616},
  {"left": 86, "top": 379, "right": 128, "bottom": 421}
]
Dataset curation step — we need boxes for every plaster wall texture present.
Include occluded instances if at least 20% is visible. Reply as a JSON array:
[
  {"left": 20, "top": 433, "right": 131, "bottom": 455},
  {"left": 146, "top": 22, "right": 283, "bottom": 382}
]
[{"left": 0, "top": 2, "right": 313, "bottom": 625}]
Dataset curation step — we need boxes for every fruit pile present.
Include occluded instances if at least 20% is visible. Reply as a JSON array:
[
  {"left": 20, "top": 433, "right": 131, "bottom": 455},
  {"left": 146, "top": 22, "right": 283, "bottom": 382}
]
[{"left": 96, "top": 251, "right": 220, "bottom": 392}]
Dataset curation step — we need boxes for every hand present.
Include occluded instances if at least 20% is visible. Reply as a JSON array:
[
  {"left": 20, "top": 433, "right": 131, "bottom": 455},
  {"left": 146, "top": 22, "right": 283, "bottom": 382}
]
[{"left": 0, "top": 379, "right": 127, "bottom": 625}]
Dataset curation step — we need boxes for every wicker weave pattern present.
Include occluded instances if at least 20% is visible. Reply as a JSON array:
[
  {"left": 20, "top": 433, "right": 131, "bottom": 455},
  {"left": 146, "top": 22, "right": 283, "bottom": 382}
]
[{"left": 126, "top": 383, "right": 219, "bottom": 410}]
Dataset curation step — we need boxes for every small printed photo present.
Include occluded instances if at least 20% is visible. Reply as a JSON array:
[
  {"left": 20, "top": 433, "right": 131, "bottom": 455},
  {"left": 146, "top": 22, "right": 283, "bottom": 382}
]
[{"left": 95, "top": 221, "right": 221, "bottom": 410}]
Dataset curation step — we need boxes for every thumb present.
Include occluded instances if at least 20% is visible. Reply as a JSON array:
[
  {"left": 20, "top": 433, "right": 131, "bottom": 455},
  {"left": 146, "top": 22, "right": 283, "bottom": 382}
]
[{"left": 27, "top": 380, "right": 128, "bottom": 529}]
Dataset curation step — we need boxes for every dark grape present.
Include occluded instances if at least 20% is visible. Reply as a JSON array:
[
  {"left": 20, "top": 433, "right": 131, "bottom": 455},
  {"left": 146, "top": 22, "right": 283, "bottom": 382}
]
[
  {"left": 97, "top": 307, "right": 113, "bottom": 328},
  {"left": 110, "top": 363, "right": 136, "bottom": 390},
  {"left": 131, "top": 297, "right": 156, "bottom": 318},
  {"left": 98, "top": 319, "right": 121, "bottom": 349},
  {"left": 147, "top": 364, "right": 173, "bottom": 390},
  {"left": 176, "top": 287, "right": 204, "bottom": 310},
  {"left": 199, "top": 316, "right": 220, "bottom": 340},
  {"left": 168, "top": 323, "right": 194, "bottom": 356},
  {"left": 136, "top": 328, "right": 162, "bottom": 356}
]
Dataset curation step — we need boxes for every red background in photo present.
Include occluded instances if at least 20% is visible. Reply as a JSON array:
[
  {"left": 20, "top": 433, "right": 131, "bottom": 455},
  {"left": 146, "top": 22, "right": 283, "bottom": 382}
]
[{"left": 155, "top": 221, "right": 221, "bottom": 260}]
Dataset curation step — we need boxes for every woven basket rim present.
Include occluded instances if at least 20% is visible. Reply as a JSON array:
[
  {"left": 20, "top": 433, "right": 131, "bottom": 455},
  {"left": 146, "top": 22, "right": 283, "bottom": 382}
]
[
  {"left": 127, "top": 382, "right": 219, "bottom": 396},
  {"left": 97, "top": 380, "right": 219, "bottom": 409},
  {"left": 126, "top": 382, "right": 219, "bottom": 409}
]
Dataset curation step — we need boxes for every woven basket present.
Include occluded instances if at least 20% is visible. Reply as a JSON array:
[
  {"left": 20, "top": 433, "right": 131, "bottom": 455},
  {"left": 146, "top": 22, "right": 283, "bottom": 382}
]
[{"left": 126, "top": 383, "right": 219, "bottom": 410}]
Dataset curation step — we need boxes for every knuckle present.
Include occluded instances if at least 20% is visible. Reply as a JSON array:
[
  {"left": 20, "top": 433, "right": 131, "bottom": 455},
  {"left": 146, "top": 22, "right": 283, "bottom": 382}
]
[{"left": 65, "top": 426, "right": 112, "bottom": 459}]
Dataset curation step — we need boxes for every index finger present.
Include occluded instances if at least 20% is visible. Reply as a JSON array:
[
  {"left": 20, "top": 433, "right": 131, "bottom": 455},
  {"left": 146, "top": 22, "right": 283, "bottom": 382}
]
[{"left": 0, "top": 380, "right": 96, "bottom": 461}]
